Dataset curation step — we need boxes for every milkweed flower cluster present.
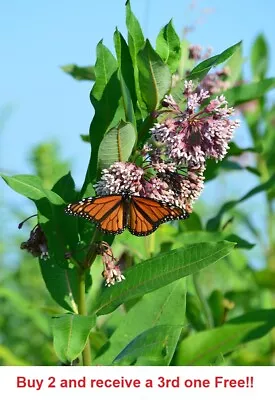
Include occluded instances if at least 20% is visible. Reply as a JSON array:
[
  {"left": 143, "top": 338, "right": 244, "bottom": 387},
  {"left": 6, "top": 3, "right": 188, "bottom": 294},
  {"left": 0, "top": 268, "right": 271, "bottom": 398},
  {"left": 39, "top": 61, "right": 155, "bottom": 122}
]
[{"left": 95, "top": 81, "right": 240, "bottom": 214}]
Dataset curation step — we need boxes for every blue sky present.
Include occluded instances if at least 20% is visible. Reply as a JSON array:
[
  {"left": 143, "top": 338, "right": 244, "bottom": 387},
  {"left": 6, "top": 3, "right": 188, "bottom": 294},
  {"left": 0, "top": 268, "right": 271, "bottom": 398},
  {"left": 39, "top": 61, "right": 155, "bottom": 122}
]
[{"left": 1, "top": 0, "right": 275, "bottom": 267}]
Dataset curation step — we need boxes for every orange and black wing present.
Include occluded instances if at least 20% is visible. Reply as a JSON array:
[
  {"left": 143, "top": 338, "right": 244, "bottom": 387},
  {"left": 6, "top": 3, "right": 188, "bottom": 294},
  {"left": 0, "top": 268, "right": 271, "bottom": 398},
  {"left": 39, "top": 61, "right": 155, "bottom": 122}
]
[
  {"left": 128, "top": 196, "right": 189, "bottom": 236},
  {"left": 65, "top": 195, "right": 126, "bottom": 234}
]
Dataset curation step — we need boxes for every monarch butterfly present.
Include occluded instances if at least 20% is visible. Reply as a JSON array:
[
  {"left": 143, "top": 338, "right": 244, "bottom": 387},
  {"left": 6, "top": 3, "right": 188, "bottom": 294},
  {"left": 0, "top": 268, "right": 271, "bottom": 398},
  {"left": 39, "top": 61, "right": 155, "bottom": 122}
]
[{"left": 65, "top": 194, "right": 189, "bottom": 236}]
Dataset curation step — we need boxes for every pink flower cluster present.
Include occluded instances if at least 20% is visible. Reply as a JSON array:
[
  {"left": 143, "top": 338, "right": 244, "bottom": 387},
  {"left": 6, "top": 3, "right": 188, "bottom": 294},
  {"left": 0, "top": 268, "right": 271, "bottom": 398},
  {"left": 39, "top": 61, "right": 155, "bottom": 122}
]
[{"left": 95, "top": 81, "right": 239, "bottom": 214}]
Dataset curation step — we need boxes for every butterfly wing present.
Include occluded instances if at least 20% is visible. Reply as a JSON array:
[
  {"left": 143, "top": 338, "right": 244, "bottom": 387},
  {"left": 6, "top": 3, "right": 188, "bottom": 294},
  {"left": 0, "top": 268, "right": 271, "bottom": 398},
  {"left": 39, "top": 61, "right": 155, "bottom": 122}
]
[
  {"left": 65, "top": 195, "right": 126, "bottom": 234},
  {"left": 128, "top": 196, "right": 189, "bottom": 236}
]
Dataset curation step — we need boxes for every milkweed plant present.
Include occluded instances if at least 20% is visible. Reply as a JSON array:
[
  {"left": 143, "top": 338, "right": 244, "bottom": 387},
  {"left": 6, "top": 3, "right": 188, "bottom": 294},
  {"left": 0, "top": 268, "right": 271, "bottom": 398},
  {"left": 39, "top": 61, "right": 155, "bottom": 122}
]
[{"left": 2, "top": 1, "right": 275, "bottom": 366}]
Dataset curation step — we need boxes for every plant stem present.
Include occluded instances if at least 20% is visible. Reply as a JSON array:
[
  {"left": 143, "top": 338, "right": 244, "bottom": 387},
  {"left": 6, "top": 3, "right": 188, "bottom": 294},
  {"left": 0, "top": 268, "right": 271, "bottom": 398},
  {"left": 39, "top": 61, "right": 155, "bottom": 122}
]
[
  {"left": 193, "top": 273, "right": 214, "bottom": 329},
  {"left": 78, "top": 267, "right": 92, "bottom": 366}
]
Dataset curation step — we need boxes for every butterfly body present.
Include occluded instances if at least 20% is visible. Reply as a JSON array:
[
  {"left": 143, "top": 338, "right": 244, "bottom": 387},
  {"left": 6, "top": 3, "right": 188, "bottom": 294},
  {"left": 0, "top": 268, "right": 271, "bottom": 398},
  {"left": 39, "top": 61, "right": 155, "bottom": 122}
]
[{"left": 65, "top": 193, "right": 189, "bottom": 236}]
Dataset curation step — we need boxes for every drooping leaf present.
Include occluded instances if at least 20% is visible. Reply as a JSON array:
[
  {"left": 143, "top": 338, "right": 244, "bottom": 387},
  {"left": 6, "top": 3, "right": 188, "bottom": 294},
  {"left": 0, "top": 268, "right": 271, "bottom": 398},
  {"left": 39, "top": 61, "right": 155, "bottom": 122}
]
[
  {"left": 94, "top": 241, "right": 235, "bottom": 315},
  {"left": 174, "top": 309, "right": 275, "bottom": 365},
  {"left": 137, "top": 40, "right": 171, "bottom": 112},
  {"left": 97, "top": 121, "right": 137, "bottom": 170},
  {"left": 52, "top": 314, "right": 96, "bottom": 363},
  {"left": 156, "top": 19, "right": 181, "bottom": 74}
]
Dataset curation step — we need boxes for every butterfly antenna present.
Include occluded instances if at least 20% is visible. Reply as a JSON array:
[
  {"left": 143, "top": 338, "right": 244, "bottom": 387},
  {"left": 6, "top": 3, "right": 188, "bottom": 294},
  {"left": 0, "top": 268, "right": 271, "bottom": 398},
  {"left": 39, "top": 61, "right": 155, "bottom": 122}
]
[{"left": 18, "top": 214, "right": 38, "bottom": 229}]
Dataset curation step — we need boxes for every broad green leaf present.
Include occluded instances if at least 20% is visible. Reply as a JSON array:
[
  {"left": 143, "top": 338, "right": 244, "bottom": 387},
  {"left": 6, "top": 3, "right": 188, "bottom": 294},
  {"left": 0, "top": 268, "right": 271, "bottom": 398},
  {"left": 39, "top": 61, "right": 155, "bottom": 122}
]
[
  {"left": 97, "top": 121, "right": 137, "bottom": 170},
  {"left": 187, "top": 41, "right": 242, "bottom": 81},
  {"left": 156, "top": 20, "right": 181, "bottom": 74},
  {"left": 52, "top": 314, "right": 96, "bottom": 363},
  {"left": 52, "top": 172, "right": 77, "bottom": 203},
  {"left": 137, "top": 40, "right": 171, "bottom": 112},
  {"left": 206, "top": 174, "right": 275, "bottom": 231},
  {"left": 113, "top": 325, "right": 182, "bottom": 366},
  {"left": 224, "top": 78, "right": 275, "bottom": 106},
  {"left": 174, "top": 309, "right": 275, "bottom": 365},
  {"left": 1, "top": 173, "right": 74, "bottom": 269},
  {"left": 126, "top": 0, "right": 145, "bottom": 112},
  {"left": 95, "top": 280, "right": 186, "bottom": 365},
  {"left": 61, "top": 64, "right": 95, "bottom": 81},
  {"left": 82, "top": 41, "right": 122, "bottom": 192},
  {"left": 1, "top": 174, "right": 63, "bottom": 205},
  {"left": 40, "top": 258, "right": 79, "bottom": 312},
  {"left": 114, "top": 29, "right": 137, "bottom": 124},
  {"left": 126, "top": 0, "right": 144, "bottom": 55},
  {"left": 94, "top": 241, "right": 235, "bottom": 315},
  {"left": 251, "top": 34, "right": 269, "bottom": 80}
]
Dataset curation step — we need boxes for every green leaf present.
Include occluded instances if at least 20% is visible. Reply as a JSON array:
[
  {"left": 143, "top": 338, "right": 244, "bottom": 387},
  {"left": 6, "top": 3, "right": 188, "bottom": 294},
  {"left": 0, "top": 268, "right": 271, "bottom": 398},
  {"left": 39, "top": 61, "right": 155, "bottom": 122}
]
[
  {"left": 126, "top": 0, "right": 144, "bottom": 54},
  {"left": 113, "top": 325, "right": 182, "bottom": 366},
  {"left": 82, "top": 41, "right": 122, "bottom": 190},
  {"left": 1, "top": 174, "right": 64, "bottom": 205},
  {"left": 52, "top": 314, "right": 96, "bottom": 363},
  {"left": 114, "top": 29, "right": 137, "bottom": 125},
  {"left": 40, "top": 258, "right": 79, "bottom": 313},
  {"left": 52, "top": 172, "right": 77, "bottom": 203},
  {"left": 97, "top": 121, "right": 137, "bottom": 170},
  {"left": 224, "top": 78, "right": 275, "bottom": 106},
  {"left": 95, "top": 279, "right": 186, "bottom": 365},
  {"left": 251, "top": 34, "right": 269, "bottom": 80},
  {"left": 126, "top": 0, "right": 145, "bottom": 112},
  {"left": 186, "top": 292, "right": 206, "bottom": 331},
  {"left": 156, "top": 20, "right": 181, "bottom": 74},
  {"left": 225, "top": 43, "right": 243, "bottom": 85},
  {"left": 94, "top": 241, "right": 235, "bottom": 315},
  {"left": 208, "top": 290, "right": 225, "bottom": 327},
  {"left": 187, "top": 41, "right": 242, "bottom": 81},
  {"left": 174, "top": 309, "right": 275, "bottom": 365},
  {"left": 206, "top": 174, "right": 275, "bottom": 231},
  {"left": 137, "top": 39, "right": 171, "bottom": 112},
  {"left": 61, "top": 64, "right": 95, "bottom": 81}
]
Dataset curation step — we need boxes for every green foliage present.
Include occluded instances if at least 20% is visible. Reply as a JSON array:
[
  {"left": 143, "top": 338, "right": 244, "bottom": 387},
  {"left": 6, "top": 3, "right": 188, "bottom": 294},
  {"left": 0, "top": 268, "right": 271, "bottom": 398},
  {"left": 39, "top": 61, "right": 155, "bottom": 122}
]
[
  {"left": 1, "top": 4, "right": 275, "bottom": 367},
  {"left": 187, "top": 41, "right": 242, "bottom": 81},
  {"left": 52, "top": 314, "right": 96, "bottom": 363}
]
